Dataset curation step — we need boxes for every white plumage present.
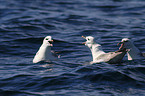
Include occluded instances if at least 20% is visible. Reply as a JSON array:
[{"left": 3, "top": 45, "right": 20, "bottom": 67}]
[
  {"left": 82, "top": 36, "right": 126, "bottom": 64},
  {"left": 33, "top": 36, "right": 59, "bottom": 63}
]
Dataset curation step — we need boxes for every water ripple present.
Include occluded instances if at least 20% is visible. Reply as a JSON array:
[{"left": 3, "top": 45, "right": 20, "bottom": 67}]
[{"left": 0, "top": 0, "right": 145, "bottom": 96}]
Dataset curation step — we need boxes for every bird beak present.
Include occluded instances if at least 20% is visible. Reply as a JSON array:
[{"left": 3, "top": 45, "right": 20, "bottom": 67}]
[
  {"left": 82, "top": 36, "right": 86, "bottom": 44},
  {"left": 48, "top": 40, "right": 53, "bottom": 46},
  {"left": 49, "top": 40, "right": 53, "bottom": 43},
  {"left": 117, "top": 42, "right": 123, "bottom": 46},
  {"left": 82, "top": 36, "right": 86, "bottom": 39},
  {"left": 82, "top": 42, "right": 86, "bottom": 44},
  {"left": 117, "top": 42, "right": 124, "bottom": 50}
]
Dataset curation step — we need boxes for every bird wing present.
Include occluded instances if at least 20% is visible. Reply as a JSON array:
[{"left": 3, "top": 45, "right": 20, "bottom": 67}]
[{"left": 105, "top": 51, "right": 126, "bottom": 64}]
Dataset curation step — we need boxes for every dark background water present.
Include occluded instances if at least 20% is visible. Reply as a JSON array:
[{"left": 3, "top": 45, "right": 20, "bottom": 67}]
[{"left": 0, "top": 0, "right": 145, "bottom": 96}]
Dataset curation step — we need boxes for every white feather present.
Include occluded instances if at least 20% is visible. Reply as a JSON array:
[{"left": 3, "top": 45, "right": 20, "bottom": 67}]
[
  {"left": 83, "top": 36, "right": 126, "bottom": 64},
  {"left": 33, "top": 36, "right": 58, "bottom": 63}
]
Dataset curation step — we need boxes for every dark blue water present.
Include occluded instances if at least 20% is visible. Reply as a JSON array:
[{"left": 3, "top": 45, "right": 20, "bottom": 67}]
[{"left": 0, "top": 0, "right": 145, "bottom": 96}]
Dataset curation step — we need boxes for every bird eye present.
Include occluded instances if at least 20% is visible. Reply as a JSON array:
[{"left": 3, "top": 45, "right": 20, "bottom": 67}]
[
  {"left": 46, "top": 38, "right": 48, "bottom": 40},
  {"left": 87, "top": 38, "right": 90, "bottom": 40}
]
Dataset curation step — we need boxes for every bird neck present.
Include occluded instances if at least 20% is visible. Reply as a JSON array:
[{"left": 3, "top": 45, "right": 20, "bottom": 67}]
[
  {"left": 39, "top": 44, "right": 51, "bottom": 54},
  {"left": 90, "top": 43, "right": 105, "bottom": 61},
  {"left": 41, "top": 43, "right": 52, "bottom": 48},
  {"left": 127, "top": 45, "right": 141, "bottom": 60}
]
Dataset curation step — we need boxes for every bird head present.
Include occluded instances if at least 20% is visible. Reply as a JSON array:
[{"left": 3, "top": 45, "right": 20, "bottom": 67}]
[
  {"left": 82, "top": 36, "right": 95, "bottom": 48},
  {"left": 43, "top": 36, "right": 53, "bottom": 46},
  {"left": 117, "top": 38, "right": 133, "bottom": 50}
]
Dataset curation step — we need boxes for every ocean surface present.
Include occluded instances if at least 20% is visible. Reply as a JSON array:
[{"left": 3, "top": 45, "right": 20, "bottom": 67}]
[{"left": 0, "top": 0, "right": 145, "bottom": 96}]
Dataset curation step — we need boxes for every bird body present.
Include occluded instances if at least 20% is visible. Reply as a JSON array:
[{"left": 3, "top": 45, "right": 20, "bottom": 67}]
[
  {"left": 33, "top": 36, "right": 58, "bottom": 63},
  {"left": 82, "top": 36, "right": 126, "bottom": 64}
]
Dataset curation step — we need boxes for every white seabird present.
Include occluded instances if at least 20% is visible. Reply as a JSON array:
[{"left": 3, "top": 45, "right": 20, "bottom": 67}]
[
  {"left": 33, "top": 36, "right": 59, "bottom": 63},
  {"left": 82, "top": 36, "right": 127, "bottom": 64},
  {"left": 117, "top": 38, "right": 145, "bottom": 60}
]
